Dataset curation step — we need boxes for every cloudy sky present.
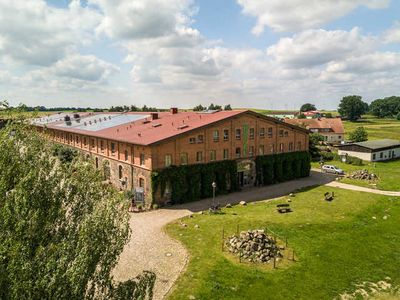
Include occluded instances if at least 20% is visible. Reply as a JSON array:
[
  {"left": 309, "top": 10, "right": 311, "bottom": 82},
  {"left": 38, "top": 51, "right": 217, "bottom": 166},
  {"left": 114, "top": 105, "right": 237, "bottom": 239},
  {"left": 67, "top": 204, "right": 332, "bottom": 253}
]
[{"left": 1, "top": 0, "right": 400, "bottom": 110}]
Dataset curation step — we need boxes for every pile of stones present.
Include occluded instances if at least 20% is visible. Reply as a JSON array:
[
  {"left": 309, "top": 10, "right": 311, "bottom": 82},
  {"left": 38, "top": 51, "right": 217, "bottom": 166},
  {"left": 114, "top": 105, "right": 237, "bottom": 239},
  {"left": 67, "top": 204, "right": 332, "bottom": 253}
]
[
  {"left": 346, "top": 169, "right": 378, "bottom": 181},
  {"left": 226, "top": 230, "right": 283, "bottom": 263}
]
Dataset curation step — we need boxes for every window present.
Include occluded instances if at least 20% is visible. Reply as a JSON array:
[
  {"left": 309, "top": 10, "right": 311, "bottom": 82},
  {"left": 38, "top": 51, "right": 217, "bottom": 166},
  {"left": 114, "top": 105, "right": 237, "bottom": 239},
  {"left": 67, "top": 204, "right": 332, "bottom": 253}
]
[
  {"left": 76, "top": 136, "right": 79, "bottom": 144},
  {"left": 373, "top": 153, "right": 376, "bottom": 160},
  {"left": 289, "top": 142, "right": 293, "bottom": 151},
  {"left": 100, "top": 140, "right": 104, "bottom": 151},
  {"left": 165, "top": 154, "right": 172, "bottom": 167},
  {"left": 180, "top": 153, "right": 188, "bottom": 165},
  {"left": 95, "top": 157, "right": 99, "bottom": 169},
  {"left": 223, "top": 149, "right": 229, "bottom": 160},
  {"left": 196, "top": 151, "right": 203, "bottom": 162},
  {"left": 338, "top": 136, "right": 342, "bottom": 140},
  {"left": 380, "top": 152, "right": 383, "bottom": 158},
  {"left": 297, "top": 141, "right": 301, "bottom": 150},
  {"left": 223, "top": 129, "right": 229, "bottom": 141},
  {"left": 235, "top": 128, "right": 241, "bottom": 140},
  {"left": 189, "top": 137, "right": 196, "bottom": 144},
  {"left": 259, "top": 127, "right": 265, "bottom": 138},
  {"left": 118, "top": 165, "right": 123, "bottom": 179},
  {"left": 279, "top": 143, "right": 284, "bottom": 152},
  {"left": 235, "top": 147, "right": 241, "bottom": 158},
  {"left": 268, "top": 127, "right": 273, "bottom": 138},
  {"left": 213, "top": 130, "right": 219, "bottom": 142},
  {"left": 111, "top": 142, "right": 116, "bottom": 154},
  {"left": 249, "top": 146, "right": 254, "bottom": 157},
  {"left": 84, "top": 137, "right": 87, "bottom": 146},
  {"left": 140, "top": 153, "right": 145, "bottom": 165},
  {"left": 279, "top": 130, "right": 284, "bottom": 137},
  {"left": 197, "top": 135, "right": 204, "bottom": 143},
  {"left": 249, "top": 128, "right": 255, "bottom": 139},
  {"left": 284, "top": 131, "right": 289, "bottom": 137},
  {"left": 91, "top": 139, "right": 95, "bottom": 148},
  {"left": 259, "top": 145, "right": 265, "bottom": 155},
  {"left": 271, "top": 144, "right": 275, "bottom": 153},
  {"left": 124, "top": 150, "right": 128, "bottom": 161},
  {"left": 139, "top": 178, "right": 145, "bottom": 188},
  {"left": 210, "top": 150, "right": 216, "bottom": 161}
]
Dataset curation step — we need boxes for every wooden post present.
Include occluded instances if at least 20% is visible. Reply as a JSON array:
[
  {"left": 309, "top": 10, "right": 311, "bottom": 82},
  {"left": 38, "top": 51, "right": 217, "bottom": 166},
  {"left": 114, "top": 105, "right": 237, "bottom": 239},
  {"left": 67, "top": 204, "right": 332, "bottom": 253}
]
[{"left": 221, "top": 227, "right": 225, "bottom": 252}]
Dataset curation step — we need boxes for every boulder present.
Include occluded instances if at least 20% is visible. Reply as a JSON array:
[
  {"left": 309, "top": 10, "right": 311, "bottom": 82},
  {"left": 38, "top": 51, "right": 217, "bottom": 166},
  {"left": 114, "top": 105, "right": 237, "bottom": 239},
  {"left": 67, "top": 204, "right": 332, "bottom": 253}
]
[{"left": 239, "top": 201, "right": 247, "bottom": 206}]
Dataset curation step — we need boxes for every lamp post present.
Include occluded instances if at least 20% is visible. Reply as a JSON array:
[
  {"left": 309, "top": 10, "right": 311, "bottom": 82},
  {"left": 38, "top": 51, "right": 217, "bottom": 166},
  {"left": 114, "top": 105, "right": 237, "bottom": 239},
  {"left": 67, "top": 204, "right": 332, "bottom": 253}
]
[{"left": 212, "top": 181, "right": 217, "bottom": 209}]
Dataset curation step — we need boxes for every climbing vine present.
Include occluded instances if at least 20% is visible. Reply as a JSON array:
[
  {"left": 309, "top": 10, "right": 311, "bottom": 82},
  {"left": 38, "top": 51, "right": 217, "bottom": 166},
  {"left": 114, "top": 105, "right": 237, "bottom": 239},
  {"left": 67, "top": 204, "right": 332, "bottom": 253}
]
[
  {"left": 255, "top": 151, "right": 310, "bottom": 185},
  {"left": 151, "top": 160, "right": 239, "bottom": 204}
]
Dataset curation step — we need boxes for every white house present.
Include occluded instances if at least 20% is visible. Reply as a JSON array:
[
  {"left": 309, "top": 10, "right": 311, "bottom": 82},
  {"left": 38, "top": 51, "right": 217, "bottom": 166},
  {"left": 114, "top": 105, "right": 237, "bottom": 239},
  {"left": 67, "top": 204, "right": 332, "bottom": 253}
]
[{"left": 337, "top": 139, "right": 400, "bottom": 162}]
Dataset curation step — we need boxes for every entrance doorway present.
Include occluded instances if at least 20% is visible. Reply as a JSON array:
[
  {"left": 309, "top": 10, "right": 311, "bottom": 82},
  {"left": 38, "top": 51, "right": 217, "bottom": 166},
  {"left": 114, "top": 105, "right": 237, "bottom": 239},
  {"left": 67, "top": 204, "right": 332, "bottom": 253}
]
[{"left": 237, "top": 160, "right": 256, "bottom": 187}]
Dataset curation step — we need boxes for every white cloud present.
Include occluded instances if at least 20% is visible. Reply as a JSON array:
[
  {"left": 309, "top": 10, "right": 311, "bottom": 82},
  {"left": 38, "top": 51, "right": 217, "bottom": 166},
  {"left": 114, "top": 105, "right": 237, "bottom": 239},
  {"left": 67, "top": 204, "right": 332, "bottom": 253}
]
[
  {"left": 383, "top": 21, "right": 400, "bottom": 44},
  {"left": 0, "top": 0, "right": 101, "bottom": 66},
  {"left": 237, "top": 0, "right": 390, "bottom": 34},
  {"left": 267, "top": 28, "right": 375, "bottom": 68}
]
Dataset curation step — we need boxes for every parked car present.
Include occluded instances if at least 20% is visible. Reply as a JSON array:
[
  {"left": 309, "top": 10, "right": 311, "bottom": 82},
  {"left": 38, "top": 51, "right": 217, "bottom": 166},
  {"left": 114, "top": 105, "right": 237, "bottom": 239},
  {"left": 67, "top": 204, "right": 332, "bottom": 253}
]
[{"left": 321, "top": 165, "right": 344, "bottom": 175}]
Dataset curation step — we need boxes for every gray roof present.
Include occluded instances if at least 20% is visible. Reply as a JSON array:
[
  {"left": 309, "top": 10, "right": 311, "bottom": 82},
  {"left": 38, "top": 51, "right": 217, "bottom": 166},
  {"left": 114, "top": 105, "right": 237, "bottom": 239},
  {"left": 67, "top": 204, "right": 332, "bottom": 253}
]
[{"left": 353, "top": 139, "right": 400, "bottom": 150}]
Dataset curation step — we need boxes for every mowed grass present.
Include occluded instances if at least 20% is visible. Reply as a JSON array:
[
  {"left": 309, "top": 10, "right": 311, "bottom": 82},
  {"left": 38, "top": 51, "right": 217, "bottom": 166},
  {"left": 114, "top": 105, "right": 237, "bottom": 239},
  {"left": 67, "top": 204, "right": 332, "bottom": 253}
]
[
  {"left": 166, "top": 186, "right": 400, "bottom": 300},
  {"left": 344, "top": 115, "right": 400, "bottom": 141},
  {"left": 311, "top": 160, "right": 400, "bottom": 191}
]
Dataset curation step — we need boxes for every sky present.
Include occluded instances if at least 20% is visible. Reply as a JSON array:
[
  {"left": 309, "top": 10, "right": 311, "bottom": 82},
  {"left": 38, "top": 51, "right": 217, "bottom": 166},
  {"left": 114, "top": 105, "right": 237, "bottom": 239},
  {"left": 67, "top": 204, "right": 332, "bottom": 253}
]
[{"left": 1, "top": 0, "right": 400, "bottom": 110}]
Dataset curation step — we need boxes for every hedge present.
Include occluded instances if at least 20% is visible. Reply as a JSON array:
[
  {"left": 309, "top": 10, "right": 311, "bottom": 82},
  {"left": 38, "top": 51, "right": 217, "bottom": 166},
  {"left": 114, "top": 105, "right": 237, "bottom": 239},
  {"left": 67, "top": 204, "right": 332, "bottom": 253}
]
[
  {"left": 255, "top": 151, "right": 311, "bottom": 186},
  {"left": 152, "top": 151, "right": 311, "bottom": 204}
]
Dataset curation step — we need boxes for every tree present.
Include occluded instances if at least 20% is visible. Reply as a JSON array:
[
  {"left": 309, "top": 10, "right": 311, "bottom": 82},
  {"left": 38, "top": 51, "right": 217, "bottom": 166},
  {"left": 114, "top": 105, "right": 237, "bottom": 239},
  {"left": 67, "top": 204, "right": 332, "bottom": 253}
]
[
  {"left": 309, "top": 133, "right": 325, "bottom": 159},
  {"left": 0, "top": 123, "right": 155, "bottom": 299},
  {"left": 224, "top": 104, "right": 232, "bottom": 110},
  {"left": 300, "top": 103, "right": 316, "bottom": 112},
  {"left": 338, "top": 95, "right": 368, "bottom": 121},
  {"left": 298, "top": 113, "right": 306, "bottom": 119},
  {"left": 369, "top": 96, "right": 400, "bottom": 118},
  {"left": 324, "top": 113, "right": 333, "bottom": 118},
  {"left": 192, "top": 105, "right": 205, "bottom": 111},
  {"left": 349, "top": 126, "right": 368, "bottom": 142},
  {"left": 208, "top": 103, "right": 222, "bottom": 110}
]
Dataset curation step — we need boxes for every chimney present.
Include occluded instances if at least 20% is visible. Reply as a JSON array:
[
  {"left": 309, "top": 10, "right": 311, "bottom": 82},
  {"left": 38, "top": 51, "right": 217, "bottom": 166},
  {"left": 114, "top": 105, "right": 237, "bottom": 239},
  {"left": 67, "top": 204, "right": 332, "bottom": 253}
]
[
  {"left": 170, "top": 107, "right": 178, "bottom": 114},
  {"left": 151, "top": 112, "right": 159, "bottom": 120}
]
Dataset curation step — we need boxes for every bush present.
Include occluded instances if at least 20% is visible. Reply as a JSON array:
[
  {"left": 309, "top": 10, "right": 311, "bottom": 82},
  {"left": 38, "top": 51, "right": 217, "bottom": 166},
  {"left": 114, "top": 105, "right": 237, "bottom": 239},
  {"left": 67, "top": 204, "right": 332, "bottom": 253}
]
[{"left": 346, "top": 156, "right": 363, "bottom": 166}]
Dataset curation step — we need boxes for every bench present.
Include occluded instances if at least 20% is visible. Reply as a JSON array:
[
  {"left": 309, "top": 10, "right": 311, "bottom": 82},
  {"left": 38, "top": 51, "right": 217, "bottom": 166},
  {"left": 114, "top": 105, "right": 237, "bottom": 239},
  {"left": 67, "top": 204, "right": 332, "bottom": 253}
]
[{"left": 277, "top": 203, "right": 291, "bottom": 214}]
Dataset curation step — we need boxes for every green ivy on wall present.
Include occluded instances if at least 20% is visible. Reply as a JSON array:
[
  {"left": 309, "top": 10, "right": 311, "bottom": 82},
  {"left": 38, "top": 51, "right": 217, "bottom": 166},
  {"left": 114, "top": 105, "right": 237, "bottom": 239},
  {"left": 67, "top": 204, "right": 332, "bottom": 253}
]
[
  {"left": 255, "top": 151, "right": 310, "bottom": 185},
  {"left": 152, "top": 151, "right": 310, "bottom": 205},
  {"left": 151, "top": 160, "right": 239, "bottom": 204}
]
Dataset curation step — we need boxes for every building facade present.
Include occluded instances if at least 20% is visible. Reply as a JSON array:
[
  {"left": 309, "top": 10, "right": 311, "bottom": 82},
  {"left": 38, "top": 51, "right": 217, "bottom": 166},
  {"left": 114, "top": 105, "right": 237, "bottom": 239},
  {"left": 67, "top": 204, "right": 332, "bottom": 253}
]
[
  {"left": 338, "top": 139, "right": 400, "bottom": 162},
  {"left": 34, "top": 109, "right": 309, "bottom": 206},
  {"left": 285, "top": 117, "right": 344, "bottom": 144}
]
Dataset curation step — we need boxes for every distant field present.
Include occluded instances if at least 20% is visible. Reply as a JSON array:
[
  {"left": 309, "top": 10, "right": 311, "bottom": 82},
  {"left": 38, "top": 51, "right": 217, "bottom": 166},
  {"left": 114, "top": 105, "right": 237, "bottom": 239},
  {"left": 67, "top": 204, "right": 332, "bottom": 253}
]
[{"left": 343, "top": 115, "right": 400, "bottom": 141}]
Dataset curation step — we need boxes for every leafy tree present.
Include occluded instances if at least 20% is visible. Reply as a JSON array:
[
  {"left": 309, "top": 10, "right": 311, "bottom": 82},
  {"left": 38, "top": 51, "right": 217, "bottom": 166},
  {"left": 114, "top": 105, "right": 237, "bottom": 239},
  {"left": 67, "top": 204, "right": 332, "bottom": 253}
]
[
  {"left": 338, "top": 95, "right": 368, "bottom": 121},
  {"left": 369, "top": 96, "right": 400, "bottom": 118},
  {"left": 208, "top": 103, "right": 222, "bottom": 110},
  {"left": 349, "top": 126, "right": 368, "bottom": 142},
  {"left": 298, "top": 113, "right": 306, "bottom": 119},
  {"left": 300, "top": 103, "right": 316, "bottom": 112},
  {"left": 224, "top": 104, "right": 232, "bottom": 110},
  {"left": 0, "top": 123, "right": 155, "bottom": 299},
  {"left": 130, "top": 105, "right": 139, "bottom": 112},
  {"left": 193, "top": 105, "right": 205, "bottom": 111},
  {"left": 309, "top": 133, "right": 325, "bottom": 159},
  {"left": 397, "top": 112, "right": 400, "bottom": 121},
  {"left": 324, "top": 113, "right": 333, "bottom": 118}
]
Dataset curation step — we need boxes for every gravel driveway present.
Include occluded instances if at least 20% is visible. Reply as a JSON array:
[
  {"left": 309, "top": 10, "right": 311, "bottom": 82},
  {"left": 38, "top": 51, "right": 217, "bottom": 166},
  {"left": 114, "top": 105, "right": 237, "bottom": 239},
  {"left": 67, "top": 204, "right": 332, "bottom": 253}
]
[{"left": 113, "top": 171, "right": 335, "bottom": 299}]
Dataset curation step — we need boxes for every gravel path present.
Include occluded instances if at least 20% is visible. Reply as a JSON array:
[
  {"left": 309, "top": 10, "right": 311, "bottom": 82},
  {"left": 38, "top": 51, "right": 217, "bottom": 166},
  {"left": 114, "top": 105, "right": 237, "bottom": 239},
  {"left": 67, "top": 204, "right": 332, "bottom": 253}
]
[
  {"left": 113, "top": 171, "right": 334, "bottom": 299},
  {"left": 113, "top": 170, "right": 400, "bottom": 299}
]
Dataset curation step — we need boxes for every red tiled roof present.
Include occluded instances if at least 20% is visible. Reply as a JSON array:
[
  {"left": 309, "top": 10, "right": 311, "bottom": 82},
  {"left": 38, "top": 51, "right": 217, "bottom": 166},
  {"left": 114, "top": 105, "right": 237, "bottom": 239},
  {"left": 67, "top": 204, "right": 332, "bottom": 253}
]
[
  {"left": 284, "top": 117, "right": 344, "bottom": 134},
  {"left": 45, "top": 110, "right": 246, "bottom": 145}
]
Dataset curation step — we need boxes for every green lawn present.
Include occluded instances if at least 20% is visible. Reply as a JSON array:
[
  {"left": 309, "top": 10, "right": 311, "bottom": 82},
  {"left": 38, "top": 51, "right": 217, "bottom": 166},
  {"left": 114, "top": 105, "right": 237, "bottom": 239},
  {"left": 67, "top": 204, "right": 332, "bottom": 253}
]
[
  {"left": 311, "top": 160, "right": 400, "bottom": 191},
  {"left": 166, "top": 186, "right": 400, "bottom": 300},
  {"left": 343, "top": 115, "right": 400, "bottom": 141}
]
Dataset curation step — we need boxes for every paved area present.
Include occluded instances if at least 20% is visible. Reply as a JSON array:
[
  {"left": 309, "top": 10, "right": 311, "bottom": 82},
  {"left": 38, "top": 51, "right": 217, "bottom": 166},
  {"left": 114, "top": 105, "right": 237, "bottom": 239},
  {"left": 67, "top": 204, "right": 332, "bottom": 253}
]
[
  {"left": 113, "top": 171, "right": 400, "bottom": 299},
  {"left": 113, "top": 171, "right": 335, "bottom": 299}
]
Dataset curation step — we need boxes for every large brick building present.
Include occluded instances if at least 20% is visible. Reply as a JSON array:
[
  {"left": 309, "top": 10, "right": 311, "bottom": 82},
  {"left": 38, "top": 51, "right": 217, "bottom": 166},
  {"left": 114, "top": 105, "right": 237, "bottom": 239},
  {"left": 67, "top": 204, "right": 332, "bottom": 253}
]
[{"left": 33, "top": 109, "right": 309, "bottom": 206}]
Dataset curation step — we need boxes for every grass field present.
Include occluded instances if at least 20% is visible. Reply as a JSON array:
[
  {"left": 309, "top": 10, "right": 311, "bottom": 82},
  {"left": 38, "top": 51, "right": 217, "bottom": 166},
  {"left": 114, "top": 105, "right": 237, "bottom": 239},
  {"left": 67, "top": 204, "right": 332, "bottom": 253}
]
[
  {"left": 343, "top": 115, "right": 400, "bottom": 141},
  {"left": 311, "top": 160, "right": 400, "bottom": 191},
  {"left": 166, "top": 186, "right": 400, "bottom": 300}
]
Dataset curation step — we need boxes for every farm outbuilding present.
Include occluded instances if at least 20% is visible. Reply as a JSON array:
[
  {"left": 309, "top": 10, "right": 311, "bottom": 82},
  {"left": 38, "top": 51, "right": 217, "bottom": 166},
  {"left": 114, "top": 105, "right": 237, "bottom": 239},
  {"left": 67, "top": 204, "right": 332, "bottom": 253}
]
[{"left": 337, "top": 139, "right": 400, "bottom": 162}]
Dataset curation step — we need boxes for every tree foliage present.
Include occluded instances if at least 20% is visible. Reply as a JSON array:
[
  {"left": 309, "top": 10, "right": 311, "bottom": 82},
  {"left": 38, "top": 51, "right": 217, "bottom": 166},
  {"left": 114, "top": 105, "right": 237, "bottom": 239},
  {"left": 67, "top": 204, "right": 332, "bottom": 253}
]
[
  {"left": 300, "top": 103, "right": 316, "bottom": 112},
  {"left": 369, "top": 96, "right": 400, "bottom": 118},
  {"left": 0, "top": 123, "right": 155, "bottom": 299},
  {"left": 224, "top": 104, "right": 232, "bottom": 110},
  {"left": 338, "top": 95, "right": 368, "bottom": 121},
  {"left": 349, "top": 126, "right": 368, "bottom": 142},
  {"left": 193, "top": 104, "right": 205, "bottom": 111},
  {"left": 309, "top": 133, "right": 325, "bottom": 159}
]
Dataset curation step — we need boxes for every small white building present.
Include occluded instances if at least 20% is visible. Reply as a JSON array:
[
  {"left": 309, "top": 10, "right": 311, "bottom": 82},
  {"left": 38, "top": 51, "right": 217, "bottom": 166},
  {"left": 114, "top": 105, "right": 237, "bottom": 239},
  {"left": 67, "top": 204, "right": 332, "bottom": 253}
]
[{"left": 337, "top": 139, "right": 400, "bottom": 162}]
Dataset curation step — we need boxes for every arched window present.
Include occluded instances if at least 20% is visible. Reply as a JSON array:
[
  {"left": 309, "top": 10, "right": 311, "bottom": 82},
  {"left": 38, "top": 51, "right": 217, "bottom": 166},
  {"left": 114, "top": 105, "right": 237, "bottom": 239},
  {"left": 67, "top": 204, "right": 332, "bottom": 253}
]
[
  {"left": 95, "top": 157, "right": 99, "bottom": 169},
  {"left": 124, "top": 150, "right": 128, "bottom": 161},
  {"left": 118, "top": 165, "right": 123, "bottom": 179}
]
